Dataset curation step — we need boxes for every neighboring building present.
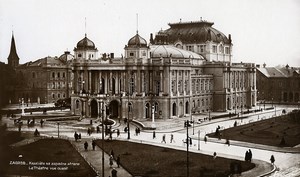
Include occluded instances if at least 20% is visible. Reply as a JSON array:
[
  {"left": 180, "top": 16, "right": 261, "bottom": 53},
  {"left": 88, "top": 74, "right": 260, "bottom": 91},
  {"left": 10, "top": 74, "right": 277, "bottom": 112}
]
[
  {"left": 13, "top": 52, "right": 73, "bottom": 104},
  {"left": 70, "top": 20, "right": 257, "bottom": 120},
  {"left": 0, "top": 62, "right": 16, "bottom": 108},
  {"left": 7, "top": 33, "right": 20, "bottom": 68},
  {"left": 0, "top": 33, "right": 19, "bottom": 108},
  {"left": 257, "top": 64, "right": 300, "bottom": 104}
]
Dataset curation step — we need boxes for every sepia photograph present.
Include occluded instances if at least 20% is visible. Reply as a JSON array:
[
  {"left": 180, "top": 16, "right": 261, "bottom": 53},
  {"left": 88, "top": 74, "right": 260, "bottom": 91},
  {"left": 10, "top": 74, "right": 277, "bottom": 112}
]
[{"left": 0, "top": 0, "right": 299, "bottom": 176}]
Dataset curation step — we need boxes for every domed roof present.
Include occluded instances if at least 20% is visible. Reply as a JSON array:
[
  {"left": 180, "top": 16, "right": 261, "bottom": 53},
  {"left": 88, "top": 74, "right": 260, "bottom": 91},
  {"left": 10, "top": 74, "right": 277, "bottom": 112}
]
[
  {"left": 161, "top": 21, "right": 231, "bottom": 44},
  {"left": 127, "top": 33, "right": 147, "bottom": 47},
  {"left": 150, "top": 45, "right": 205, "bottom": 60},
  {"left": 59, "top": 51, "right": 74, "bottom": 62},
  {"left": 75, "top": 34, "right": 96, "bottom": 50}
]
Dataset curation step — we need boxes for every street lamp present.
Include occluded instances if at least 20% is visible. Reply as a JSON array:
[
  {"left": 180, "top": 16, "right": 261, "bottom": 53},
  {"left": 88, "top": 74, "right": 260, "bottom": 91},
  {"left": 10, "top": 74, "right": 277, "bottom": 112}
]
[
  {"left": 18, "top": 154, "right": 23, "bottom": 177},
  {"left": 198, "top": 130, "right": 200, "bottom": 150},
  {"left": 82, "top": 80, "right": 85, "bottom": 93},
  {"left": 127, "top": 100, "right": 130, "bottom": 140},
  {"left": 57, "top": 122, "right": 60, "bottom": 138},
  {"left": 184, "top": 120, "right": 190, "bottom": 177},
  {"left": 101, "top": 101, "right": 105, "bottom": 177},
  {"left": 151, "top": 105, "right": 156, "bottom": 128}
]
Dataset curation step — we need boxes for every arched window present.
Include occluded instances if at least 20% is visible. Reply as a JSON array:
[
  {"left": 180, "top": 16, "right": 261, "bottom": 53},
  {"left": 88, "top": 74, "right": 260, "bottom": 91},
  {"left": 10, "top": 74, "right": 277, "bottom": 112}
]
[
  {"left": 172, "top": 103, "right": 177, "bottom": 116},
  {"left": 185, "top": 101, "right": 189, "bottom": 114},
  {"left": 52, "top": 72, "right": 55, "bottom": 78},
  {"left": 171, "top": 80, "right": 175, "bottom": 94},
  {"left": 156, "top": 81, "right": 160, "bottom": 96},
  {"left": 130, "top": 77, "right": 135, "bottom": 96},
  {"left": 154, "top": 102, "right": 158, "bottom": 113},
  {"left": 112, "top": 78, "right": 116, "bottom": 94},
  {"left": 76, "top": 100, "right": 80, "bottom": 109},
  {"left": 178, "top": 81, "right": 182, "bottom": 94},
  {"left": 128, "top": 102, "right": 133, "bottom": 112}
]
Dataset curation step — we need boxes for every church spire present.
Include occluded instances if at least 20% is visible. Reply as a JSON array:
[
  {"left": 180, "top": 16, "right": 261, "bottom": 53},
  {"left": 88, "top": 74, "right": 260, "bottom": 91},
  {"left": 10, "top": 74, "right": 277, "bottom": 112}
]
[{"left": 8, "top": 32, "right": 20, "bottom": 68}]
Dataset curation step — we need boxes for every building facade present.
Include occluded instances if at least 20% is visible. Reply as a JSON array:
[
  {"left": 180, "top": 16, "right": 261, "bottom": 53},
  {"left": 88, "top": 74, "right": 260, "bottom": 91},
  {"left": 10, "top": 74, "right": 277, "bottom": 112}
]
[
  {"left": 13, "top": 52, "right": 73, "bottom": 104},
  {"left": 70, "top": 20, "right": 257, "bottom": 121},
  {"left": 257, "top": 64, "right": 300, "bottom": 104}
]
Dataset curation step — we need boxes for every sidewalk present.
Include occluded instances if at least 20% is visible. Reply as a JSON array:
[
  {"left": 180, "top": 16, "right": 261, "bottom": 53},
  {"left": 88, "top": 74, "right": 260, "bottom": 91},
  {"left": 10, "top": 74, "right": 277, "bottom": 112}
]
[{"left": 71, "top": 138, "right": 132, "bottom": 177}]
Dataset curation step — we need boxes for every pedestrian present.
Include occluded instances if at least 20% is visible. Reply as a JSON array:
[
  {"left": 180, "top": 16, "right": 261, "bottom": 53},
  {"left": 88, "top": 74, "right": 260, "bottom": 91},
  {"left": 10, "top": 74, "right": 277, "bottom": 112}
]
[
  {"left": 213, "top": 152, "right": 217, "bottom": 159},
  {"left": 87, "top": 128, "right": 91, "bottom": 136},
  {"left": 34, "top": 128, "right": 40, "bottom": 136},
  {"left": 110, "top": 149, "right": 114, "bottom": 158},
  {"left": 74, "top": 132, "right": 78, "bottom": 142},
  {"left": 135, "top": 127, "right": 138, "bottom": 136},
  {"left": 96, "top": 126, "right": 100, "bottom": 133},
  {"left": 153, "top": 131, "right": 156, "bottom": 139},
  {"left": 270, "top": 155, "right": 275, "bottom": 165},
  {"left": 137, "top": 127, "right": 140, "bottom": 135},
  {"left": 225, "top": 138, "right": 230, "bottom": 146},
  {"left": 78, "top": 133, "right": 81, "bottom": 140},
  {"left": 109, "top": 155, "right": 114, "bottom": 168},
  {"left": 245, "top": 151, "right": 249, "bottom": 161},
  {"left": 109, "top": 131, "right": 112, "bottom": 140},
  {"left": 161, "top": 134, "right": 166, "bottom": 143},
  {"left": 40, "top": 119, "right": 44, "bottom": 126},
  {"left": 111, "top": 168, "right": 117, "bottom": 177},
  {"left": 170, "top": 134, "right": 175, "bottom": 143},
  {"left": 234, "top": 121, "right": 237, "bottom": 127},
  {"left": 248, "top": 149, "right": 252, "bottom": 162},
  {"left": 92, "top": 140, "right": 96, "bottom": 150},
  {"left": 204, "top": 136, "right": 207, "bottom": 143},
  {"left": 117, "top": 129, "right": 120, "bottom": 137},
  {"left": 189, "top": 137, "right": 192, "bottom": 146},
  {"left": 116, "top": 155, "right": 120, "bottom": 168},
  {"left": 84, "top": 141, "right": 88, "bottom": 151}
]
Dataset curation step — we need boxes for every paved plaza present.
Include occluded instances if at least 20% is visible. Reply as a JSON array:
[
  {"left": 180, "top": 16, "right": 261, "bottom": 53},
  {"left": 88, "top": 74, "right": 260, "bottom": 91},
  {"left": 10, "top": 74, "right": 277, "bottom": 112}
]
[{"left": 2, "top": 103, "right": 300, "bottom": 177}]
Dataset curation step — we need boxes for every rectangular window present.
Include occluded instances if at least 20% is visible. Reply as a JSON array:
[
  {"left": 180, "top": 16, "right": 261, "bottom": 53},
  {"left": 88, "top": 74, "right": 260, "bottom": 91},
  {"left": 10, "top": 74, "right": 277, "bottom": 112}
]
[
  {"left": 225, "top": 47, "right": 230, "bottom": 54},
  {"left": 200, "top": 45, "right": 205, "bottom": 53},
  {"left": 219, "top": 46, "right": 224, "bottom": 53},
  {"left": 130, "top": 52, "right": 134, "bottom": 57},
  {"left": 212, "top": 45, "right": 217, "bottom": 53}
]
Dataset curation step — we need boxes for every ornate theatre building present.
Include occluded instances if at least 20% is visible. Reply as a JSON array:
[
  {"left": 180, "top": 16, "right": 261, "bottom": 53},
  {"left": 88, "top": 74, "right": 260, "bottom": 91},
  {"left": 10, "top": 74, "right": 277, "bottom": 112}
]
[{"left": 70, "top": 20, "right": 257, "bottom": 121}]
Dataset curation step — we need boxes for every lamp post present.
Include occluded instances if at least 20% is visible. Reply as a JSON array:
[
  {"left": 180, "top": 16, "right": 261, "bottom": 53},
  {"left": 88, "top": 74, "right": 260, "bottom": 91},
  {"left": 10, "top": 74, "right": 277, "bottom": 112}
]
[
  {"left": 198, "top": 130, "right": 200, "bottom": 150},
  {"left": 127, "top": 94, "right": 130, "bottom": 140},
  {"left": 82, "top": 80, "right": 85, "bottom": 93},
  {"left": 57, "top": 122, "right": 60, "bottom": 138},
  {"left": 185, "top": 120, "right": 190, "bottom": 177},
  {"left": 101, "top": 101, "right": 105, "bottom": 177},
  {"left": 18, "top": 154, "right": 22, "bottom": 177},
  {"left": 272, "top": 98, "right": 274, "bottom": 108},
  {"left": 151, "top": 105, "right": 156, "bottom": 128}
]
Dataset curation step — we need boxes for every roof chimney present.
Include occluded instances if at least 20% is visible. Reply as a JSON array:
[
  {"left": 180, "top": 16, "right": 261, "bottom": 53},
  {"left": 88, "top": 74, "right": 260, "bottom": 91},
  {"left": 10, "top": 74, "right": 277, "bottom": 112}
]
[{"left": 263, "top": 63, "right": 266, "bottom": 68}]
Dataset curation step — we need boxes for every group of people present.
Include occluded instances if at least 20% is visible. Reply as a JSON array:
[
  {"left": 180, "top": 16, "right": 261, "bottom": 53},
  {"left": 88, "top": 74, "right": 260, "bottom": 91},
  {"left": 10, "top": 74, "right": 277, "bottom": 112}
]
[
  {"left": 74, "top": 131, "right": 82, "bottom": 141},
  {"left": 159, "top": 133, "right": 175, "bottom": 143},
  {"left": 135, "top": 127, "right": 141, "bottom": 136},
  {"left": 245, "top": 149, "right": 252, "bottom": 162},
  {"left": 83, "top": 140, "right": 96, "bottom": 151}
]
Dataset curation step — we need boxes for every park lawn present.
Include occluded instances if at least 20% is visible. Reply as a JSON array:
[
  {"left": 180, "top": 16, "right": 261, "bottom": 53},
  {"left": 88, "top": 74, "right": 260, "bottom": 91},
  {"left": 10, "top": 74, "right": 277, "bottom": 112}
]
[
  {"left": 3, "top": 138, "right": 97, "bottom": 177},
  {"left": 208, "top": 111, "right": 300, "bottom": 147},
  {"left": 95, "top": 140, "right": 255, "bottom": 177}
]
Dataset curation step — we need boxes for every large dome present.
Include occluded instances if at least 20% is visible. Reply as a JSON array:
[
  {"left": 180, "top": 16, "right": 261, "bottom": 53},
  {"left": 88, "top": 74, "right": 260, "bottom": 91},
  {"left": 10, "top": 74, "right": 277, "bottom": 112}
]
[
  {"left": 75, "top": 34, "right": 96, "bottom": 50},
  {"left": 127, "top": 33, "right": 147, "bottom": 47},
  {"left": 160, "top": 21, "right": 231, "bottom": 44},
  {"left": 150, "top": 45, "right": 205, "bottom": 59}
]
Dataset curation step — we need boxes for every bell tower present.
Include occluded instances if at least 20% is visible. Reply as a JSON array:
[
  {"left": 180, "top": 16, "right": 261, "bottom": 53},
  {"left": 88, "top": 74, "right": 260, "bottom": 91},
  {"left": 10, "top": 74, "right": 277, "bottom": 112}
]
[{"left": 7, "top": 32, "right": 20, "bottom": 68}]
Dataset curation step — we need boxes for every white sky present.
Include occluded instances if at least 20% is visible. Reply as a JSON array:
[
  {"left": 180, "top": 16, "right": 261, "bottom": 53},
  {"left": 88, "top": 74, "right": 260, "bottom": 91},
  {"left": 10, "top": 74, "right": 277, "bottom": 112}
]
[{"left": 0, "top": 0, "right": 300, "bottom": 67}]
